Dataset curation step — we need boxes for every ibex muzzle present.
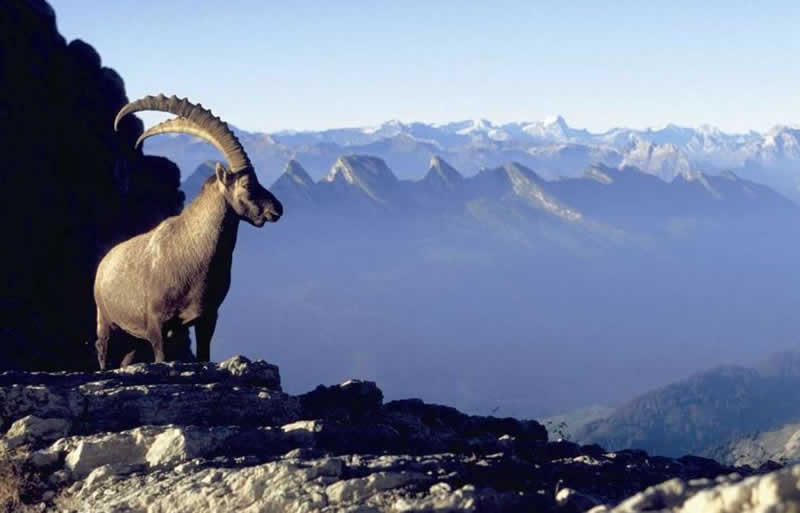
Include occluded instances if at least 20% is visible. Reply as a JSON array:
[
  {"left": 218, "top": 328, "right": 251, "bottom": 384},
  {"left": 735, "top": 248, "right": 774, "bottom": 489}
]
[{"left": 94, "top": 94, "right": 282, "bottom": 369}]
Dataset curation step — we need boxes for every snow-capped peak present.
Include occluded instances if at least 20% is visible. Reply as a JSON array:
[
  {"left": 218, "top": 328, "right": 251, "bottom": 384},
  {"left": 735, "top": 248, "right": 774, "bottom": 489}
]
[
  {"left": 542, "top": 115, "right": 567, "bottom": 127},
  {"left": 521, "top": 115, "right": 572, "bottom": 140},
  {"left": 362, "top": 119, "right": 407, "bottom": 136},
  {"left": 456, "top": 118, "right": 494, "bottom": 135}
]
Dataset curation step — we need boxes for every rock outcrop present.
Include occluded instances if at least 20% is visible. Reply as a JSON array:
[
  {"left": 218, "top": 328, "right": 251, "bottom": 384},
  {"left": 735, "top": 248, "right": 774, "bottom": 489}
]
[
  {"left": 0, "top": 357, "right": 777, "bottom": 512},
  {"left": 0, "top": 0, "right": 184, "bottom": 372},
  {"left": 592, "top": 463, "right": 800, "bottom": 513}
]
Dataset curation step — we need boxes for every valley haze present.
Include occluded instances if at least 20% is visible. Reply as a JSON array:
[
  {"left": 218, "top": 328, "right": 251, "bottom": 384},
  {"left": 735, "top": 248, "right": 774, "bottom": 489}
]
[{"left": 163, "top": 141, "right": 800, "bottom": 420}]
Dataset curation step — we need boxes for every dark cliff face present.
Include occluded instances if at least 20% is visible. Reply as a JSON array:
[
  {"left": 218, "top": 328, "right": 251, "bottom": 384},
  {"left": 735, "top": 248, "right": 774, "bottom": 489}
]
[{"left": 0, "top": 0, "right": 184, "bottom": 371}]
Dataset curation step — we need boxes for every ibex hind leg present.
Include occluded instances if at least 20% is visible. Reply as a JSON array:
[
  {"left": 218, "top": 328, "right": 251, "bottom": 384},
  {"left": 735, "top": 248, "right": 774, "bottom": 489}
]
[
  {"left": 194, "top": 313, "right": 218, "bottom": 363},
  {"left": 146, "top": 324, "right": 167, "bottom": 364},
  {"left": 95, "top": 309, "right": 112, "bottom": 371}
]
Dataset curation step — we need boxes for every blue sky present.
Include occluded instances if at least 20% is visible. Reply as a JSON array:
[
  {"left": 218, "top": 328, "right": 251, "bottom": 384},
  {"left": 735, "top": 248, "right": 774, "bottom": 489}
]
[{"left": 49, "top": 1, "right": 799, "bottom": 134}]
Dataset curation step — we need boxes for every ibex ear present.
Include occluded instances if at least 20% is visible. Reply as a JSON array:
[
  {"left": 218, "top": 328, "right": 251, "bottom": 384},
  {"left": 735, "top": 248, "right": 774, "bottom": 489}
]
[{"left": 215, "top": 162, "right": 233, "bottom": 186}]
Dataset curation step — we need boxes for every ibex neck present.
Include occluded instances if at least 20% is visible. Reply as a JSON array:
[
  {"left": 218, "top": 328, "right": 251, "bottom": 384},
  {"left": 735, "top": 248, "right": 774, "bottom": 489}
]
[{"left": 182, "top": 184, "right": 239, "bottom": 256}]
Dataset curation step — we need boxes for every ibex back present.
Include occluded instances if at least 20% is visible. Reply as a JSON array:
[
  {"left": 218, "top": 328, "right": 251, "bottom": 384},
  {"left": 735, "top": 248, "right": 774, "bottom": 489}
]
[{"left": 94, "top": 95, "right": 282, "bottom": 369}]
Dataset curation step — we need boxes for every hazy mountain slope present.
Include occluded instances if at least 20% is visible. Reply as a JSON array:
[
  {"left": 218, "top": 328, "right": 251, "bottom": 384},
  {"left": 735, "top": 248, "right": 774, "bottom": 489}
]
[
  {"left": 548, "top": 164, "right": 795, "bottom": 224},
  {"left": 576, "top": 351, "right": 800, "bottom": 458}
]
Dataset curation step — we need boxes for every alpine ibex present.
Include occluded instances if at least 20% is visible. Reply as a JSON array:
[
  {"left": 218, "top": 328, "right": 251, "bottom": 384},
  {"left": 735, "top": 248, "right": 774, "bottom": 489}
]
[{"left": 94, "top": 94, "right": 282, "bottom": 370}]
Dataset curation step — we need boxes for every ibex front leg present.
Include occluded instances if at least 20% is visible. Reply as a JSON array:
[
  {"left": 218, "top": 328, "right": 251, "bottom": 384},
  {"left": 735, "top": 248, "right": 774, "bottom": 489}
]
[{"left": 195, "top": 313, "right": 217, "bottom": 362}]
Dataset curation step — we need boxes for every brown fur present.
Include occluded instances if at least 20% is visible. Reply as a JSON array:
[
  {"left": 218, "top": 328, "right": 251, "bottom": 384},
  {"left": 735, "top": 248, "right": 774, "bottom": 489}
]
[{"left": 94, "top": 164, "right": 281, "bottom": 369}]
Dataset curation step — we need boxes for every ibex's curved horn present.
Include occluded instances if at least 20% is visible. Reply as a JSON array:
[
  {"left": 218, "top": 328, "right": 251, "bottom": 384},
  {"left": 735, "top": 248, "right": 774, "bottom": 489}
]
[
  {"left": 135, "top": 118, "right": 228, "bottom": 157},
  {"left": 115, "top": 94, "right": 252, "bottom": 172}
]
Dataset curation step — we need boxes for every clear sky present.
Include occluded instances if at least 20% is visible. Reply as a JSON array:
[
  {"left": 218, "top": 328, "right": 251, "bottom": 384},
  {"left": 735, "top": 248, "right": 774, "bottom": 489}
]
[{"left": 49, "top": 0, "right": 800, "bottom": 134}]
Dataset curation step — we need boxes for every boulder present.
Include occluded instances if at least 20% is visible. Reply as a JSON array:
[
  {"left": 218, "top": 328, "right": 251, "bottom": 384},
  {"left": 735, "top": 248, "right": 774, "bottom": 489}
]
[{"left": 0, "top": 415, "right": 71, "bottom": 450}]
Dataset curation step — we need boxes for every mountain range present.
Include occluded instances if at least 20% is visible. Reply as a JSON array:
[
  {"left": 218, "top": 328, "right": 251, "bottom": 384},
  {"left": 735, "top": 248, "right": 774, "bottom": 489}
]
[
  {"left": 146, "top": 116, "right": 800, "bottom": 202},
  {"left": 183, "top": 154, "right": 794, "bottom": 235}
]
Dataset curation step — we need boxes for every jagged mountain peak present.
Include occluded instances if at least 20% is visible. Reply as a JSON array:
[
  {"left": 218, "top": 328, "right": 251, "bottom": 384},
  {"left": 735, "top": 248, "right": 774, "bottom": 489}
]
[
  {"left": 272, "top": 159, "right": 313, "bottom": 189},
  {"left": 542, "top": 114, "right": 568, "bottom": 128},
  {"left": 471, "top": 162, "right": 583, "bottom": 222},
  {"left": 473, "top": 161, "right": 547, "bottom": 190},
  {"left": 467, "top": 118, "right": 493, "bottom": 129},
  {"left": 519, "top": 115, "right": 586, "bottom": 143},
  {"left": 322, "top": 155, "right": 399, "bottom": 204},
  {"left": 362, "top": 119, "right": 408, "bottom": 137},
  {"left": 620, "top": 139, "right": 691, "bottom": 181},
  {"left": 285, "top": 159, "right": 312, "bottom": 180},
  {"left": 326, "top": 155, "right": 398, "bottom": 183},
  {"left": 425, "top": 156, "right": 464, "bottom": 185},
  {"left": 174, "top": 116, "right": 800, "bottom": 202},
  {"left": 269, "top": 159, "right": 316, "bottom": 206},
  {"left": 181, "top": 161, "right": 217, "bottom": 201},
  {"left": 697, "top": 124, "right": 724, "bottom": 136}
]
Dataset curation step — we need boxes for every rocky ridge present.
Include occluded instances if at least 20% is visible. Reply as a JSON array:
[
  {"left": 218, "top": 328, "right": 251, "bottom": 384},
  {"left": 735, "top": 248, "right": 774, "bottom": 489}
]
[{"left": 0, "top": 357, "right": 787, "bottom": 513}]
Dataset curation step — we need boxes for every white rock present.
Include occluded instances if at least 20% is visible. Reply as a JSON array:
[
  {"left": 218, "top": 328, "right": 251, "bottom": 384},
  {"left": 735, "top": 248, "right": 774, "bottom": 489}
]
[
  {"left": 556, "top": 487, "right": 601, "bottom": 510},
  {"left": 219, "top": 355, "right": 280, "bottom": 386},
  {"left": 64, "top": 428, "right": 156, "bottom": 479},
  {"left": 281, "top": 419, "right": 324, "bottom": 446},
  {"left": 146, "top": 426, "right": 221, "bottom": 468},
  {"left": 84, "top": 464, "right": 119, "bottom": 488},
  {"left": 606, "top": 464, "right": 800, "bottom": 512},
  {"left": 282, "top": 420, "right": 323, "bottom": 433},
  {"left": 326, "top": 471, "right": 428, "bottom": 504},
  {"left": 613, "top": 477, "right": 687, "bottom": 512},
  {"left": 1, "top": 415, "right": 71, "bottom": 450}
]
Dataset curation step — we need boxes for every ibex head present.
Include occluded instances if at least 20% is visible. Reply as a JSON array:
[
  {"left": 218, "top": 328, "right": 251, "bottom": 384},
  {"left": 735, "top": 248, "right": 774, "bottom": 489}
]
[
  {"left": 212, "top": 164, "right": 282, "bottom": 226},
  {"left": 115, "top": 94, "right": 282, "bottom": 226}
]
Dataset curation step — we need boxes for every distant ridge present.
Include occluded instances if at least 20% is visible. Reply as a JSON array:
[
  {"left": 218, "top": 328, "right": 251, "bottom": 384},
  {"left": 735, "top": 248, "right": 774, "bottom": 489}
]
[
  {"left": 260, "top": 155, "right": 793, "bottom": 226},
  {"left": 148, "top": 116, "right": 800, "bottom": 202}
]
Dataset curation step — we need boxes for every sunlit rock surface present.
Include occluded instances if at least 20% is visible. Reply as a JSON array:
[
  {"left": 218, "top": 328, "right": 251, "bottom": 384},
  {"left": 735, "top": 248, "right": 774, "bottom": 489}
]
[{"left": 0, "top": 356, "right": 781, "bottom": 512}]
